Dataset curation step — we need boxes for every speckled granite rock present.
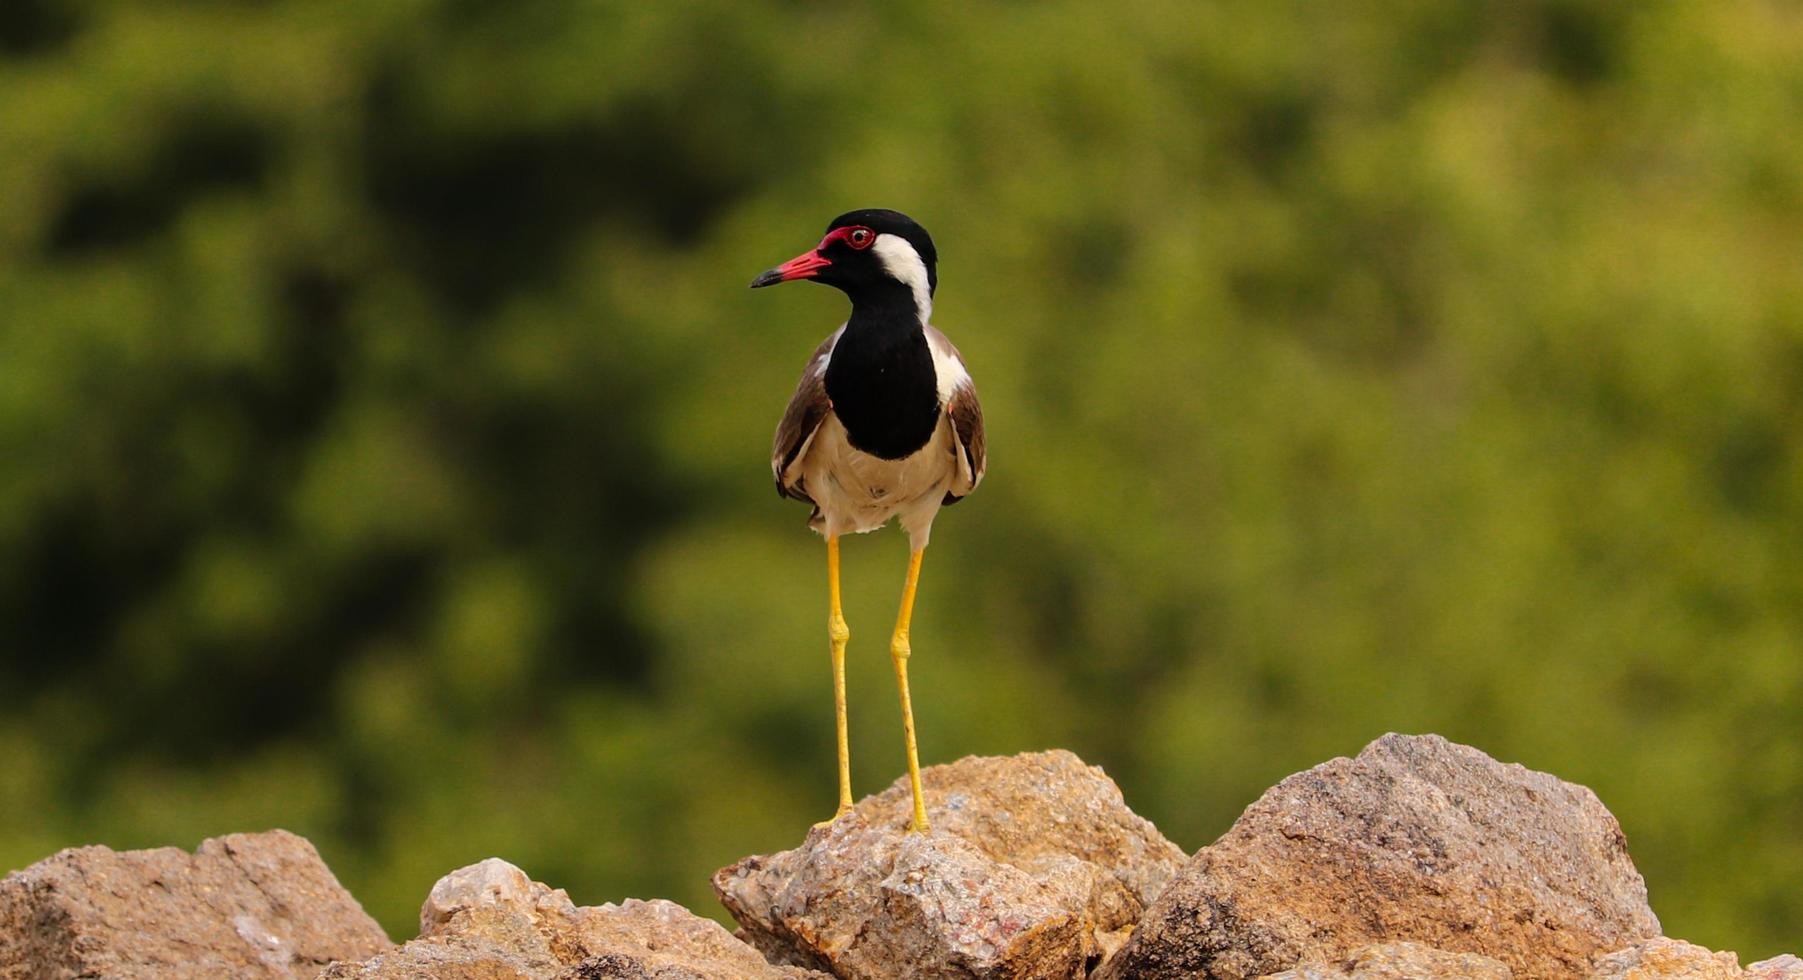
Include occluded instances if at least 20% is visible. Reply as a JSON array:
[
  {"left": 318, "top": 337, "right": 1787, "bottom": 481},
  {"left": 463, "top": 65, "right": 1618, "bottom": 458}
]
[
  {"left": 713, "top": 750, "right": 1185, "bottom": 980},
  {"left": 1589, "top": 937, "right": 1742, "bottom": 979},
  {"left": 1259, "top": 941, "right": 1513, "bottom": 979},
  {"left": 321, "top": 858, "right": 825, "bottom": 980},
  {"left": 1746, "top": 954, "right": 1803, "bottom": 979},
  {"left": 0, "top": 830, "right": 390, "bottom": 980},
  {"left": 1097, "top": 734, "right": 1661, "bottom": 980}
]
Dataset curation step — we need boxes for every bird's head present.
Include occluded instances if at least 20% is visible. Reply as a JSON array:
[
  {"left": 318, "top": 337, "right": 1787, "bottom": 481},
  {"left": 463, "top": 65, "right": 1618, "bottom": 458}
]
[{"left": 751, "top": 209, "right": 938, "bottom": 321}]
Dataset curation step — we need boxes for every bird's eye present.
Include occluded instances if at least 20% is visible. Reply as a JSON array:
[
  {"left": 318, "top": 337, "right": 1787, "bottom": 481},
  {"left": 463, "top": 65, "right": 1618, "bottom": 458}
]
[{"left": 847, "top": 228, "right": 874, "bottom": 249}]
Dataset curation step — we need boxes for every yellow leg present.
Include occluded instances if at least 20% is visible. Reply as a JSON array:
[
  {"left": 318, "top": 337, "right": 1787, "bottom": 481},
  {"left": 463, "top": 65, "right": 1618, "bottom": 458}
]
[
  {"left": 827, "top": 536, "right": 853, "bottom": 819},
  {"left": 890, "top": 548, "right": 930, "bottom": 832}
]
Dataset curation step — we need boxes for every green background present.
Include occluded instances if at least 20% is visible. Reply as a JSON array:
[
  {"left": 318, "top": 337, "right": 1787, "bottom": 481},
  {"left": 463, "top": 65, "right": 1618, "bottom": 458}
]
[{"left": 3, "top": 0, "right": 1799, "bottom": 960}]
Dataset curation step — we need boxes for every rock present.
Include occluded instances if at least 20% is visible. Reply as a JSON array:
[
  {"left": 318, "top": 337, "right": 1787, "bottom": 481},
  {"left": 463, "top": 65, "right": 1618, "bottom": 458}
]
[
  {"left": 322, "top": 858, "right": 826, "bottom": 980},
  {"left": 1748, "top": 955, "right": 1803, "bottom": 979},
  {"left": 1588, "top": 937, "right": 1740, "bottom": 979},
  {"left": 420, "top": 857, "right": 577, "bottom": 938},
  {"left": 713, "top": 749, "right": 1186, "bottom": 980},
  {"left": 0, "top": 829, "right": 390, "bottom": 980},
  {"left": 1096, "top": 733, "right": 1661, "bottom": 980},
  {"left": 1258, "top": 941, "right": 1513, "bottom": 979}
]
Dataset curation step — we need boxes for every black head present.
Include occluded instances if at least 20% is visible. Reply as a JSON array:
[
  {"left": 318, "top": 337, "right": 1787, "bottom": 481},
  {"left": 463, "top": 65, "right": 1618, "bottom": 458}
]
[{"left": 751, "top": 209, "right": 938, "bottom": 318}]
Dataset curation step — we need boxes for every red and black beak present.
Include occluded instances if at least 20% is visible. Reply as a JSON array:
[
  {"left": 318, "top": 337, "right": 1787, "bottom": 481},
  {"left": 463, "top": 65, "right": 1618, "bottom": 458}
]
[{"left": 750, "top": 248, "right": 832, "bottom": 288}]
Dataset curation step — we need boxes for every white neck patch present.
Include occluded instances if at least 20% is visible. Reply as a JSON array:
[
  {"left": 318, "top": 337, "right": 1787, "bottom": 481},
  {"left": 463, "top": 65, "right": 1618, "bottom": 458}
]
[{"left": 871, "top": 233, "right": 933, "bottom": 323}]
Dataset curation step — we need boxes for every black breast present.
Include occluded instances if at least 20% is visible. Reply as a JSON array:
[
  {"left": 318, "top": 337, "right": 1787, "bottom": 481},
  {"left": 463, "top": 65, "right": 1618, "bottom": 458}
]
[{"left": 824, "top": 318, "right": 941, "bottom": 461}]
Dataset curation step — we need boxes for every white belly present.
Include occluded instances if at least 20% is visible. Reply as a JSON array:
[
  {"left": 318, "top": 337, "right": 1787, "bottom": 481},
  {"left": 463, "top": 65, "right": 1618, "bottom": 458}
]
[{"left": 800, "top": 413, "right": 957, "bottom": 548}]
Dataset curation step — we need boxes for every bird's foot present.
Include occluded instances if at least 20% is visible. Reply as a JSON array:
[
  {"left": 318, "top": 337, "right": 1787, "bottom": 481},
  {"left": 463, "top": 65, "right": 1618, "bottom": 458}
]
[{"left": 811, "top": 804, "right": 854, "bottom": 831}]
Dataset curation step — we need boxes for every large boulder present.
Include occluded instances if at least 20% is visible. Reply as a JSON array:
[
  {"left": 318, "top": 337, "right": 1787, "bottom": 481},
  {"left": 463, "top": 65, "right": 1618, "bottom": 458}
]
[
  {"left": 0, "top": 829, "right": 390, "bottom": 980},
  {"left": 321, "top": 858, "right": 826, "bottom": 980},
  {"left": 1097, "top": 734, "right": 1662, "bottom": 980},
  {"left": 713, "top": 749, "right": 1186, "bottom": 980}
]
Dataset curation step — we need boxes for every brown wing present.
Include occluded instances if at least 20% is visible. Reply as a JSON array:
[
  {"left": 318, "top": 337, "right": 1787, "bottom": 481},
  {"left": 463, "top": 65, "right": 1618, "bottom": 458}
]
[
  {"left": 926, "top": 325, "right": 986, "bottom": 505},
  {"left": 770, "top": 326, "right": 842, "bottom": 502}
]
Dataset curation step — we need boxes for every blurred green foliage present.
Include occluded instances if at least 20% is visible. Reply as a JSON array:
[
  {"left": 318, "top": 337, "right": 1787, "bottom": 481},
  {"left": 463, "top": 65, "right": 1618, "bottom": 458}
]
[{"left": 2, "top": 0, "right": 1801, "bottom": 959}]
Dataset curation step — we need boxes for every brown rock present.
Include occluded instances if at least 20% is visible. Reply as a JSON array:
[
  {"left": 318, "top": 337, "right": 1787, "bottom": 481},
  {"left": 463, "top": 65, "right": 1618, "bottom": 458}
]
[
  {"left": 321, "top": 859, "right": 825, "bottom": 980},
  {"left": 1096, "top": 733, "right": 1661, "bottom": 980},
  {"left": 0, "top": 829, "right": 390, "bottom": 980},
  {"left": 1588, "top": 937, "right": 1740, "bottom": 979},
  {"left": 1747, "top": 955, "right": 1803, "bottom": 979},
  {"left": 713, "top": 749, "right": 1186, "bottom": 980},
  {"left": 419, "top": 858, "right": 578, "bottom": 939},
  {"left": 1259, "top": 941, "right": 1513, "bottom": 979}
]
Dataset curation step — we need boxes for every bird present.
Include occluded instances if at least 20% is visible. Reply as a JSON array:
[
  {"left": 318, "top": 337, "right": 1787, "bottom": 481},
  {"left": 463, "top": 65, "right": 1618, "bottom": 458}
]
[{"left": 751, "top": 209, "right": 986, "bottom": 833}]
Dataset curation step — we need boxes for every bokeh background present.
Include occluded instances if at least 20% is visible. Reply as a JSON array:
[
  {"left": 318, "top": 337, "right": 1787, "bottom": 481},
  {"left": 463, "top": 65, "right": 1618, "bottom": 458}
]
[{"left": 3, "top": 0, "right": 1800, "bottom": 959}]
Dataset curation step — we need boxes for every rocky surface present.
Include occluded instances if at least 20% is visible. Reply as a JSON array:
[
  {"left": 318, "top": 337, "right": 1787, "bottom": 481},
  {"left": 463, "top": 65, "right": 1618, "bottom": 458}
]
[
  {"left": 713, "top": 749, "right": 1185, "bottom": 980},
  {"left": 1747, "top": 955, "right": 1803, "bottom": 980},
  {"left": 1589, "top": 937, "right": 1743, "bottom": 979},
  {"left": 0, "top": 829, "right": 390, "bottom": 980},
  {"left": 2, "top": 741, "right": 1796, "bottom": 980},
  {"left": 1258, "top": 941, "right": 1514, "bottom": 979},
  {"left": 321, "top": 858, "right": 826, "bottom": 980},
  {"left": 1096, "top": 733, "right": 1663, "bottom": 980},
  {"left": 1582, "top": 942, "right": 1803, "bottom": 980}
]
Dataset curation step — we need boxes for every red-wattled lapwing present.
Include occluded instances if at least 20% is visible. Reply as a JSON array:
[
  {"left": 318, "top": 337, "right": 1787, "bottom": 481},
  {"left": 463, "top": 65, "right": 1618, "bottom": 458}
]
[{"left": 751, "top": 209, "right": 985, "bottom": 833}]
